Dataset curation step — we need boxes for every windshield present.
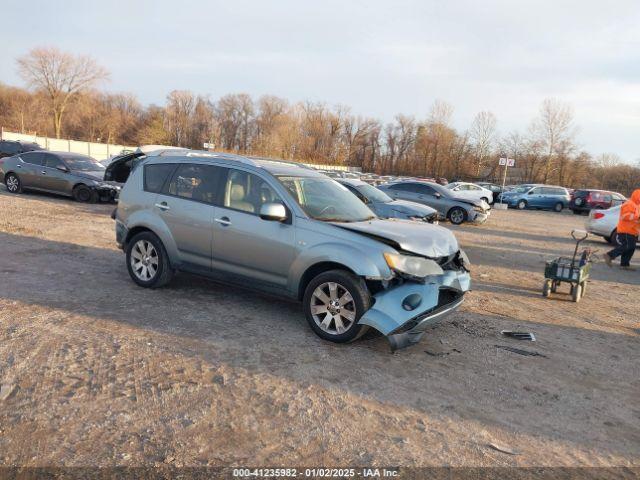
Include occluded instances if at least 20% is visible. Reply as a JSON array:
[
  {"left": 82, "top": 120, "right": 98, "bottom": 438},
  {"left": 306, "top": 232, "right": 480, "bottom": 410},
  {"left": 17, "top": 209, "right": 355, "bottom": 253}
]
[
  {"left": 62, "top": 155, "right": 105, "bottom": 172},
  {"left": 355, "top": 183, "right": 393, "bottom": 203},
  {"left": 512, "top": 185, "right": 533, "bottom": 193},
  {"left": 277, "top": 176, "right": 376, "bottom": 222}
]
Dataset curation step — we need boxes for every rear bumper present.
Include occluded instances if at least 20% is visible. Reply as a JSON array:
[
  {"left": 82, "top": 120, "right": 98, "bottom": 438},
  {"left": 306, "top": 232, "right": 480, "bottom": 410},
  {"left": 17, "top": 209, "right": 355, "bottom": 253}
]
[
  {"left": 358, "top": 270, "right": 471, "bottom": 350},
  {"left": 115, "top": 220, "right": 128, "bottom": 249}
]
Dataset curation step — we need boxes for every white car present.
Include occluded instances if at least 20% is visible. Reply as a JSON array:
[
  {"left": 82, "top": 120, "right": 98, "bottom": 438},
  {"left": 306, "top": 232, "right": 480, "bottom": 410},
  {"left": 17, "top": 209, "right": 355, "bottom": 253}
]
[
  {"left": 585, "top": 205, "right": 622, "bottom": 244},
  {"left": 446, "top": 182, "right": 494, "bottom": 205}
]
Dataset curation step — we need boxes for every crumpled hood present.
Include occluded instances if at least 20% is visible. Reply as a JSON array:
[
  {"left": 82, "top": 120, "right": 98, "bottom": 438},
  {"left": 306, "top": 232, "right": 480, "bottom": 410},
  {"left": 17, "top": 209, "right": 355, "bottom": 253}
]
[
  {"left": 386, "top": 199, "right": 436, "bottom": 217},
  {"left": 449, "top": 194, "right": 487, "bottom": 209},
  {"left": 332, "top": 218, "right": 459, "bottom": 258},
  {"left": 73, "top": 170, "right": 104, "bottom": 182}
]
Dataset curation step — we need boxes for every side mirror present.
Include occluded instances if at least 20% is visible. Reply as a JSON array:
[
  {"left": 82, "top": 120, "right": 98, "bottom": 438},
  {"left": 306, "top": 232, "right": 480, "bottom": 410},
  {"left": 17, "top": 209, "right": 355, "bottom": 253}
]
[
  {"left": 453, "top": 187, "right": 460, "bottom": 191},
  {"left": 434, "top": 192, "right": 441, "bottom": 198},
  {"left": 528, "top": 191, "right": 534, "bottom": 195},
  {"left": 56, "top": 165, "right": 69, "bottom": 173},
  {"left": 259, "top": 202, "right": 287, "bottom": 222}
]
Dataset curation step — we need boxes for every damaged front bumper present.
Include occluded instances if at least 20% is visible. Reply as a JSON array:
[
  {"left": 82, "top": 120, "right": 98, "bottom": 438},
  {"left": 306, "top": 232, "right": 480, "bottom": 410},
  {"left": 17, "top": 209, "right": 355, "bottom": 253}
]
[{"left": 359, "top": 270, "right": 471, "bottom": 351}]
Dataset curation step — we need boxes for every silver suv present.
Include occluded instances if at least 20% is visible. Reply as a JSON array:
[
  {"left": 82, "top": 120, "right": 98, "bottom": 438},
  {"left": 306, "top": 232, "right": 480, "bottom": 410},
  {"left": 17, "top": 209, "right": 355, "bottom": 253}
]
[{"left": 114, "top": 151, "right": 471, "bottom": 349}]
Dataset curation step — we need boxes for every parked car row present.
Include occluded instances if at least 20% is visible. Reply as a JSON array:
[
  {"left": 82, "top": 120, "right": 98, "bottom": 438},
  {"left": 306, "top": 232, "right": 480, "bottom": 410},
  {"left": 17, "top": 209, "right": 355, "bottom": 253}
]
[{"left": 0, "top": 150, "right": 121, "bottom": 202}]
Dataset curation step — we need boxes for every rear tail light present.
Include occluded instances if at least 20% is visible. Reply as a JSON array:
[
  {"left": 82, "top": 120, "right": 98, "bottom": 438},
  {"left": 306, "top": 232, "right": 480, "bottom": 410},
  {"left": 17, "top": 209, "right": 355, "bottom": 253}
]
[{"left": 593, "top": 212, "right": 605, "bottom": 219}]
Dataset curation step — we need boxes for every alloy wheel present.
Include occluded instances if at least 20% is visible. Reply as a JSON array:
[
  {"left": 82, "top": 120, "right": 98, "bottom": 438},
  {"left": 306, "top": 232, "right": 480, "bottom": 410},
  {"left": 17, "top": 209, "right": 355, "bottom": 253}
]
[
  {"left": 6, "top": 175, "right": 19, "bottom": 192},
  {"left": 310, "top": 282, "right": 357, "bottom": 335},
  {"left": 450, "top": 209, "right": 465, "bottom": 224},
  {"left": 130, "top": 240, "right": 159, "bottom": 281}
]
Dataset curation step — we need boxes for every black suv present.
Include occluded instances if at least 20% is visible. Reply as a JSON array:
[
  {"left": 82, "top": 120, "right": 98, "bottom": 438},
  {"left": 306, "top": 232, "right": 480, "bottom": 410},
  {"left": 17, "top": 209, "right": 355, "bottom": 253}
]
[{"left": 0, "top": 140, "right": 43, "bottom": 158}]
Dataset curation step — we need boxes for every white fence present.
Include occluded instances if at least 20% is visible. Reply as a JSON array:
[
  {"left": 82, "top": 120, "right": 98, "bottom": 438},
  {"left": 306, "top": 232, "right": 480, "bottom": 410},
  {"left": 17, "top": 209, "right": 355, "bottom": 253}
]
[
  {"left": 1, "top": 128, "right": 136, "bottom": 161},
  {"left": 0, "top": 128, "right": 360, "bottom": 171}
]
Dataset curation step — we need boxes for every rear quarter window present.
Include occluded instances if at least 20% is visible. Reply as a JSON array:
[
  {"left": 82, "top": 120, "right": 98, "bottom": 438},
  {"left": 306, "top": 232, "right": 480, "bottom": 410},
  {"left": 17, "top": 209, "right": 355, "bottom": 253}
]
[{"left": 144, "top": 164, "right": 176, "bottom": 193}]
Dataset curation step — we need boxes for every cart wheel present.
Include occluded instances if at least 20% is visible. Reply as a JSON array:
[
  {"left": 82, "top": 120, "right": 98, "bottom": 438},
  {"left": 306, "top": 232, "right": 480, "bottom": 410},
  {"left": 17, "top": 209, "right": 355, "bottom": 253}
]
[
  {"left": 551, "top": 281, "right": 558, "bottom": 293},
  {"left": 543, "top": 279, "right": 552, "bottom": 298},
  {"left": 572, "top": 283, "right": 582, "bottom": 303}
]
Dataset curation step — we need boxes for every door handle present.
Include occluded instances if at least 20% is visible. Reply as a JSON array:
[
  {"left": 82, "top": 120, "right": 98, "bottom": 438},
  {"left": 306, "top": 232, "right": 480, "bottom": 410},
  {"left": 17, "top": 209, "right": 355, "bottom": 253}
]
[
  {"left": 41, "top": 170, "right": 46, "bottom": 175},
  {"left": 215, "top": 216, "right": 231, "bottom": 226},
  {"left": 154, "top": 202, "right": 170, "bottom": 211},
  {"left": 17, "top": 164, "right": 22, "bottom": 168}
]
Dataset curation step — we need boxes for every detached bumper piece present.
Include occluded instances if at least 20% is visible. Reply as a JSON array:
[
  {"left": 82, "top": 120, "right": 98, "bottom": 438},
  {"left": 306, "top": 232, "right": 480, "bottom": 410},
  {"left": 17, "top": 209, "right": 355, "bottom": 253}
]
[{"left": 358, "top": 270, "right": 470, "bottom": 351}]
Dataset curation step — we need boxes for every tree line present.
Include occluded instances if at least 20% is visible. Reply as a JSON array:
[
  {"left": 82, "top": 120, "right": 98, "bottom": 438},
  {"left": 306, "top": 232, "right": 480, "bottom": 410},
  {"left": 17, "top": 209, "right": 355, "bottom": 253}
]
[{"left": 1, "top": 47, "right": 638, "bottom": 195}]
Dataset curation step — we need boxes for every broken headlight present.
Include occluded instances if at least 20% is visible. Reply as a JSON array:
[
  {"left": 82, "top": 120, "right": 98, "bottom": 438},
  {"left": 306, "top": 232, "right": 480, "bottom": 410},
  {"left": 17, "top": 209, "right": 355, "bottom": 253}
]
[{"left": 384, "top": 252, "right": 444, "bottom": 278}]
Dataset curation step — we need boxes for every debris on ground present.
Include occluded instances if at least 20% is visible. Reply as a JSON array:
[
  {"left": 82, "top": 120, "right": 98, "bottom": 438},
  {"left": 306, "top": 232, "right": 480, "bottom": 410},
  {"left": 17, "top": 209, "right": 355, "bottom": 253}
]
[
  {"left": 0, "top": 384, "right": 17, "bottom": 401},
  {"left": 488, "top": 442, "right": 521, "bottom": 455},
  {"left": 501, "top": 330, "right": 536, "bottom": 341},
  {"left": 495, "top": 345, "right": 547, "bottom": 358}
]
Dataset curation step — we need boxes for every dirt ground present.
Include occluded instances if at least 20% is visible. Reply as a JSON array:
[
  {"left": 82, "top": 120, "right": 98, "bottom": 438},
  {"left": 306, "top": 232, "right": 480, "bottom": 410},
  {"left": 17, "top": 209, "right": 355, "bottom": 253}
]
[{"left": 0, "top": 186, "right": 638, "bottom": 469}]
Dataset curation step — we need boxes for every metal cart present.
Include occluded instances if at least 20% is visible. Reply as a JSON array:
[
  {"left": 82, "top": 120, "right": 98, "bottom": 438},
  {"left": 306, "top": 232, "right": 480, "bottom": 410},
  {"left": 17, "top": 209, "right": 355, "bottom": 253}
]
[{"left": 542, "top": 230, "right": 592, "bottom": 302}]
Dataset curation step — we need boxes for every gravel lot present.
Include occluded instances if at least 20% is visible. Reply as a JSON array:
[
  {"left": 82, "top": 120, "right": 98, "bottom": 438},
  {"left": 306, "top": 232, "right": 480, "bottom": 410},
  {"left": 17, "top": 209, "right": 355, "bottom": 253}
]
[{"left": 0, "top": 186, "right": 638, "bottom": 469}]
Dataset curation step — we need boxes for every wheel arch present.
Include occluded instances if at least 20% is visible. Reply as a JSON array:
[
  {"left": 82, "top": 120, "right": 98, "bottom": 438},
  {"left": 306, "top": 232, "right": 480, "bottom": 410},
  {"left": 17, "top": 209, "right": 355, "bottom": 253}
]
[
  {"left": 297, "top": 261, "right": 356, "bottom": 300},
  {"left": 446, "top": 205, "right": 468, "bottom": 222}
]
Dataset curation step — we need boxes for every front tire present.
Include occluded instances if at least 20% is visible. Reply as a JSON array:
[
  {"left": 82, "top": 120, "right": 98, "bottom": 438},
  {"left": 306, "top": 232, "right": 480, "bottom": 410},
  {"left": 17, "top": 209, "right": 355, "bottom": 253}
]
[
  {"left": 517, "top": 200, "right": 527, "bottom": 210},
  {"left": 5, "top": 173, "right": 22, "bottom": 193},
  {"left": 126, "top": 231, "right": 174, "bottom": 288},
  {"left": 303, "top": 270, "right": 371, "bottom": 343},
  {"left": 448, "top": 207, "right": 468, "bottom": 225},
  {"left": 72, "top": 184, "right": 98, "bottom": 203}
]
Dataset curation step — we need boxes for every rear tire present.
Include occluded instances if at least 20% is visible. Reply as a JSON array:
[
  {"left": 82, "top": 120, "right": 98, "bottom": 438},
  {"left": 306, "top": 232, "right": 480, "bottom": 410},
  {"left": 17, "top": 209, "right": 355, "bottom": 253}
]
[
  {"left": 5, "top": 173, "right": 22, "bottom": 193},
  {"left": 554, "top": 202, "right": 563, "bottom": 212},
  {"left": 126, "top": 231, "right": 174, "bottom": 288},
  {"left": 303, "top": 269, "right": 371, "bottom": 343},
  {"left": 542, "top": 279, "right": 552, "bottom": 298},
  {"left": 447, "top": 207, "right": 468, "bottom": 225},
  {"left": 73, "top": 184, "right": 98, "bottom": 203},
  {"left": 571, "top": 283, "right": 582, "bottom": 303},
  {"left": 609, "top": 230, "right": 620, "bottom": 245}
]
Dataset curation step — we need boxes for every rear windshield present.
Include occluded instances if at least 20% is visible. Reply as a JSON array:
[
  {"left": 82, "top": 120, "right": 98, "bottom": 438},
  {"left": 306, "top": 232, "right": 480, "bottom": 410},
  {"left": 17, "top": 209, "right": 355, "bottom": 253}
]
[{"left": 573, "top": 190, "right": 590, "bottom": 197}]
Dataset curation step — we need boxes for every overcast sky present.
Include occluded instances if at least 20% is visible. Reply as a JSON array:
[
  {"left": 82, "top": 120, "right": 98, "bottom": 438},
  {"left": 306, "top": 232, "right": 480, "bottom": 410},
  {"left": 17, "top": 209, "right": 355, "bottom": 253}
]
[{"left": 1, "top": 0, "right": 638, "bottom": 161}]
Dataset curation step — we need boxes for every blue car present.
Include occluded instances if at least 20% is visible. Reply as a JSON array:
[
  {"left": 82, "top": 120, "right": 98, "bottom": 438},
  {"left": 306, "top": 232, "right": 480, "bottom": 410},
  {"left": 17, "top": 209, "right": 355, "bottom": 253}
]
[
  {"left": 498, "top": 184, "right": 570, "bottom": 212},
  {"left": 337, "top": 178, "right": 439, "bottom": 222}
]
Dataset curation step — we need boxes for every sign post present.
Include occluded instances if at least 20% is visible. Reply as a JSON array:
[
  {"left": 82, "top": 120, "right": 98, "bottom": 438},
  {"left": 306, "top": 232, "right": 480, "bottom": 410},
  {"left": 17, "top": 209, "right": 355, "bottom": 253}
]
[{"left": 495, "top": 157, "right": 515, "bottom": 210}]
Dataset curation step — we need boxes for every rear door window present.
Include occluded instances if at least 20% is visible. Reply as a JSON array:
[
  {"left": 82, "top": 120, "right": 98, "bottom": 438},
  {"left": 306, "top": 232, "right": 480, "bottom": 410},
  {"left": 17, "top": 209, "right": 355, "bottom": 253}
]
[
  {"left": 144, "top": 163, "right": 176, "bottom": 193},
  {"left": 165, "top": 163, "right": 225, "bottom": 204},
  {"left": 21, "top": 152, "right": 45, "bottom": 166}
]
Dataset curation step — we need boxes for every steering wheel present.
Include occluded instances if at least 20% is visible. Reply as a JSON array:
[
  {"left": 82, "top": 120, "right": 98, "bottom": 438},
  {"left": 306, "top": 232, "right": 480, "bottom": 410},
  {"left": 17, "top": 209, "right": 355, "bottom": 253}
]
[{"left": 319, "top": 205, "right": 337, "bottom": 217}]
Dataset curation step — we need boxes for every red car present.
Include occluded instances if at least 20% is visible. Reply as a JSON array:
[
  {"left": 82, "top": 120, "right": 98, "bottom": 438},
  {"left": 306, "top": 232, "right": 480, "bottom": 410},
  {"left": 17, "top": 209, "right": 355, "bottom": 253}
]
[{"left": 569, "top": 189, "right": 626, "bottom": 214}]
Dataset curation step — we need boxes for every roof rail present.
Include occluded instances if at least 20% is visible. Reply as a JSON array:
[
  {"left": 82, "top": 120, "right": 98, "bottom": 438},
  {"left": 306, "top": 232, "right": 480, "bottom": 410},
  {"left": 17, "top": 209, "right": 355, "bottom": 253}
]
[{"left": 247, "top": 155, "right": 314, "bottom": 170}]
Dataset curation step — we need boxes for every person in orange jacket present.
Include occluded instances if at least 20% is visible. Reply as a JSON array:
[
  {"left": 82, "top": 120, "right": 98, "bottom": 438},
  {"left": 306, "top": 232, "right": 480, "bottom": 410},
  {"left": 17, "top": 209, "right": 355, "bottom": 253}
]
[{"left": 604, "top": 189, "right": 640, "bottom": 270}]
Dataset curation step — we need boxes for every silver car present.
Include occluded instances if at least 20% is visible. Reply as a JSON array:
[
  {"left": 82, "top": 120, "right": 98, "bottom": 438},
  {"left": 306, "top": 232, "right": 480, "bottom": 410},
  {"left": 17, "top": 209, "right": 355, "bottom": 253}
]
[
  {"left": 114, "top": 151, "right": 471, "bottom": 350},
  {"left": 378, "top": 181, "right": 490, "bottom": 225},
  {"left": 337, "top": 178, "right": 438, "bottom": 223},
  {"left": 0, "top": 150, "right": 120, "bottom": 202}
]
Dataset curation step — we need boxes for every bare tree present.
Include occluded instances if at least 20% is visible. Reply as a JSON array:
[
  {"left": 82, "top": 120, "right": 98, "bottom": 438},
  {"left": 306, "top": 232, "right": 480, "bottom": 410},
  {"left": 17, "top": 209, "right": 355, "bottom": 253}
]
[
  {"left": 17, "top": 47, "right": 109, "bottom": 138},
  {"left": 469, "top": 111, "right": 497, "bottom": 177},
  {"left": 530, "top": 98, "right": 576, "bottom": 183}
]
